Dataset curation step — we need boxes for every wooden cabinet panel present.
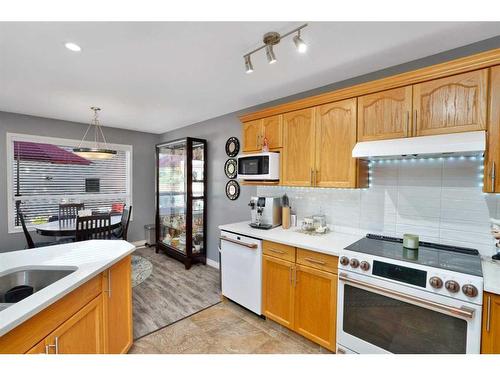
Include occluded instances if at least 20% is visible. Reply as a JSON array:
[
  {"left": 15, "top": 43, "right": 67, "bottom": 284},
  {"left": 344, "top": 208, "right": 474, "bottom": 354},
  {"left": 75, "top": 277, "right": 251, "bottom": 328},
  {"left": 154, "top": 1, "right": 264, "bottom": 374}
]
[
  {"left": 296, "top": 248, "right": 338, "bottom": 274},
  {"left": 103, "top": 256, "right": 133, "bottom": 354},
  {"left": 482, "top": 292, "right": 500, "bottom": 354},
  {"left": 294, "top": 264, "right": 337, "bottom": 351},
  {"left": 315, "top": 98, "right": 358, "bottom": 187},
  {"left": 413, "top": 69, "right": 488, "bottom": 136},
  {"left": 262, "top": 115, "right": 283, "bottom": 149},
  {"left": 358, "top": 86, "right": 412, "bottom": 141},
  {"left": 263, "top": 240, "right": 296, "bottom": 262},
  {"left": 262, "top": 255, "right": 295, "bottom": 329},
  {"left": 47, "top": 296, "right": 104, "bottom": 354},
  {"left": 243, "top": 119, "right": 262, "bottom": 152},
  {"left": 25, "top": 340, "right": 47, "bottom": 354},
  {"left": 282, "top": 108, "right": 316, "bottom": 186},
  {"left": 485, "top": 66, "right": 500, "bottom": 193}
]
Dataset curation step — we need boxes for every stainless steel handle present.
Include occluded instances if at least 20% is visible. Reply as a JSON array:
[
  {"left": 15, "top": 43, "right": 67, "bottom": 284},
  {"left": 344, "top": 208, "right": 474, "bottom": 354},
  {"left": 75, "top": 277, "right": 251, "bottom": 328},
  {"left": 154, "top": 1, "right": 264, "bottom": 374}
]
[
  {"left": 45, "top": 336, "right": 59, "bottom": 354},
  {"left": 413, "top": 110, "right": 418, "bottom": 136},
  {"left": 486, "top": 295, "right": 492, "bottom": 332},
  {"left": 338, "top": 273, "right": 475, "bottom": 319},
  {"left": 310, "top": 168, "right": 313, "bottom": 185},
  {"left": 290, "top": 266, "right": 293, "bottom": 285},
  {"left": 220, "top": 236, "right": 258, "bottom": 249},
  {"left": 405, "top": 111, "right": 409, "bottom": 137},
  {"left": 337, "top": 347, "right": 346, "bottom": 354},
  {"left": 491, "top": 161, "right": 496, "bottom": 192},
  {"left": 268, "top": 248, "right": 285, "bottom": 254},
  {"left": 107, "top": 269, "right": 112, "bottom": 298},
  {"left": 304, "top": 257, "right": 326, "bottom": 265}
]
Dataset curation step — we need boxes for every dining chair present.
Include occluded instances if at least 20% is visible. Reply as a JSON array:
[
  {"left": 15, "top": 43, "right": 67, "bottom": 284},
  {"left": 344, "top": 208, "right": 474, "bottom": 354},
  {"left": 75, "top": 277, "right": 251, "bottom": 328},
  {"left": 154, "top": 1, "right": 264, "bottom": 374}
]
[
  {"left": 59, "top": 203, "right": 84, "bottom": 223},
  {"left": 18, "top": 211, "right": 69, "bottom": 249},
  {"left": 75, "top": 214, "right": 112, "bottom": 241},
  {"left": 112, "top": 206, "right": 132, "bottom": 241}
]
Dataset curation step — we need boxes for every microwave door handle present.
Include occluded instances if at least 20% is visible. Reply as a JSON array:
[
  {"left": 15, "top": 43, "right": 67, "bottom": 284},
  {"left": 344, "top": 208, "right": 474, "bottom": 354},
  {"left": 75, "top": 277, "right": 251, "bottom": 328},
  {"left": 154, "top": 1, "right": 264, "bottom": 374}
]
[{"left": 338, "top": 273, "right": 475, "bottom": 319}]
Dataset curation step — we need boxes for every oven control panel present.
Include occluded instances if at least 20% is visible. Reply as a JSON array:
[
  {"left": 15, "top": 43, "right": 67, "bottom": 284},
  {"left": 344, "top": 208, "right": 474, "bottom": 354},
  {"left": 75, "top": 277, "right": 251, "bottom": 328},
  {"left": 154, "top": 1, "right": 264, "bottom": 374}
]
[{"left": 338, "top": 251, "right": 483, "bottom": 305}]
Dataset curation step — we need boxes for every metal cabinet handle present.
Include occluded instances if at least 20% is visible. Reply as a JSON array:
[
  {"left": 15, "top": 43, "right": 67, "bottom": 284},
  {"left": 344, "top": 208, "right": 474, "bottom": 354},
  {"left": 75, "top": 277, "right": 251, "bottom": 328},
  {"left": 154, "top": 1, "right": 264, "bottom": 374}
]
[
  {"left": 304, "top": 257, "right": 326, "bottom": 265},
  {"left": 487, "top": 295, "right": 492, "bottom": 332},
  {"left": 337, "top": 347, "right": 346, "bottom": 354},
  {"left": 294, "top": 267, "right": 297, "bottom": 287},
  {"left": 45, "top": 336, "right": 59, "bottom": 354},
  {"left": 310, "top": 168, "right": 313, "bottom": 185},
  {"left": 289, "top": 266, "right": 293, "bottom": 285},
  {"left": 413, "top": 110, "right": 418, "bottom": 136},
  {"left": 339, "top": 273, "right": 475, "bottom": 319},
  {"left": 491, "top": 161, "right": 496, "bottom": 193},
  {"left": 268, "top": 248, "right": 285, "bottom": 254},
  {"left": 405, "top": 111, "right": 409, "bottom": 137},
  {"left": 107, "top": 269, "right": 112, "bottom": 298},
  {"left": 220, "top": 236, "right": 258, "bottom": 249}
]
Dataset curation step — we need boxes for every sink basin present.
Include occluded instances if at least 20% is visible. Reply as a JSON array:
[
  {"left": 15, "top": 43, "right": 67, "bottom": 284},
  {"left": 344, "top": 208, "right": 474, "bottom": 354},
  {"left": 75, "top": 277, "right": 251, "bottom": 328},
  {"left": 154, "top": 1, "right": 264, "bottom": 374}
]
[{"left": 0, "top": 268, "right": 76, "bottom": 305}]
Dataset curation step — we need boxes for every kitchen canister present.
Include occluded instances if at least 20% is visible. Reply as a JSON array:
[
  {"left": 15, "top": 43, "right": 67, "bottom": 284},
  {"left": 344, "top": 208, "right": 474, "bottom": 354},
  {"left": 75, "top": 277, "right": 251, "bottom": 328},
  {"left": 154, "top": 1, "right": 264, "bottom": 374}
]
[{"left": 403, "top": 234, "right": 419, "bottom": 249}]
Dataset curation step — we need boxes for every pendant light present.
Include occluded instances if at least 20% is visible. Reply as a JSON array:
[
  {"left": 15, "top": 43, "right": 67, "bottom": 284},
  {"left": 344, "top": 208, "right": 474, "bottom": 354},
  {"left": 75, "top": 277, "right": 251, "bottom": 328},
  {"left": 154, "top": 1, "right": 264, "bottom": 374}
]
[{"left": 73, "top": 107, "right": 117, "bottom": 160}]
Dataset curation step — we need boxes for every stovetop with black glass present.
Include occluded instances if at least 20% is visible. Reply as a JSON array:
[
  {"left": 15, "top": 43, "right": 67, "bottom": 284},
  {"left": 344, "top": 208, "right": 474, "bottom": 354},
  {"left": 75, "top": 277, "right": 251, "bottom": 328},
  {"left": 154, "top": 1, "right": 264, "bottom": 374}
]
[{"left": 344, "top": 234, "right": 483, "bottom": 277}]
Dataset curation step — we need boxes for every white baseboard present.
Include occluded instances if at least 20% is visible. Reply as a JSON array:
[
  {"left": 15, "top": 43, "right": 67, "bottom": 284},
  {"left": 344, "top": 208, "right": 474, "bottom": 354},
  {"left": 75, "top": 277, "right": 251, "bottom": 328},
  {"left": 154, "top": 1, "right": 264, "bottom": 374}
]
[
  {"left": 206, "top": 258, "right": 220, "bottom": 270},
  {"left": 131, "top": 239, "right": 147, "bottom": 247}
]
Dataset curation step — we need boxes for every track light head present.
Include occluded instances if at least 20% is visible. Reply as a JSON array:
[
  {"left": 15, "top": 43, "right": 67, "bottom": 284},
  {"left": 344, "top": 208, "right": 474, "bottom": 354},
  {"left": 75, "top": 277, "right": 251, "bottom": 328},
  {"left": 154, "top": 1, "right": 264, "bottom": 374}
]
[
  {"left": 244, "top": 55, "right": 254, "bottom": 74},
  {"left": 266, "top": 45, "right": 277, "bottom": 64},
  {"left": 293, "top": 31, "right": 307, "bottom": 53}
]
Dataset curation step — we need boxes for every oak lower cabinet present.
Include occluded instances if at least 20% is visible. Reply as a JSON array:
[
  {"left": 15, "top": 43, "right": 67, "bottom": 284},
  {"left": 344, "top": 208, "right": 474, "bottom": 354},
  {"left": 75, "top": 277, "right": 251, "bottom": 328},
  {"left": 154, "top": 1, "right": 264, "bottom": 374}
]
[
  {"left": 413, "top": 69, "right": 488, "bottom": 136},
  {"left": 262, "top": 241, "right": 338, "bottom": 351},
  {"left": 484, "top": 65, "right": 500, "bottom": 193},
  {"left": 481, "top": 292, "right": 500, "bottom": 353}
]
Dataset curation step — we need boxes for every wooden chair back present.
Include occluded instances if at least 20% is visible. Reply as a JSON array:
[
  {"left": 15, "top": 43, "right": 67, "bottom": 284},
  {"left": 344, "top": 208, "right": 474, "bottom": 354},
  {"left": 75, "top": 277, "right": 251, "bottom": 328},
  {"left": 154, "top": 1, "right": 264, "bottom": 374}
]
[
  {"left": 75, "top": 214, "right": 111, "bottom": 242},
  {"left": 59, "top": 203, "right": 84, "bottom": 224},
  {"left": 18, "top": 211, "right": 35, "bottom": 249}
]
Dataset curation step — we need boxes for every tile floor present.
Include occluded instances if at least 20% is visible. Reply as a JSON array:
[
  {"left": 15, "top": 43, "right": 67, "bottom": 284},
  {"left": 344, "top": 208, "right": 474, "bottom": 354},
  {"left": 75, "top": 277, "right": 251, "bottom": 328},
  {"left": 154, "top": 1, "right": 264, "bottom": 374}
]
[{"left": 129, "top": 300, "right": 331, "bottom": 354}]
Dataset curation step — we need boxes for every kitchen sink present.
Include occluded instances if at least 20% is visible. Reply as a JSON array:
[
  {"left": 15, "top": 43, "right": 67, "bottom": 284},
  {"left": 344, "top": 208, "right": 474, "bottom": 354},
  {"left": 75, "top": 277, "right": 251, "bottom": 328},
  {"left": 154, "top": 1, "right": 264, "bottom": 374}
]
[{"left": 0, "top": 268, "right": 77, "bottom": 306}]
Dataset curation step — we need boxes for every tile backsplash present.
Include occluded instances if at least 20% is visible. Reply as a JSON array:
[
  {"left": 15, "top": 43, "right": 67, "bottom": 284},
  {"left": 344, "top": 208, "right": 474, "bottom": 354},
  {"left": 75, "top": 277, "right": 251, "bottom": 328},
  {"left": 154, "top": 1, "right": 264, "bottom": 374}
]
[{"left": 257, "top": 157, "right": 500, "bottom": 256}]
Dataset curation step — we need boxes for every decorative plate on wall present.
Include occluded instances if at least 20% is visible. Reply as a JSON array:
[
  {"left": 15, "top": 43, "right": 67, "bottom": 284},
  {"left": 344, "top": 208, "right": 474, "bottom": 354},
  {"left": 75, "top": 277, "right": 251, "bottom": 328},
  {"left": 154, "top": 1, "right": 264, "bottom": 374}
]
[
  {"left": 224, "top": 158, "right": 238, "bottom": 179},
  {"left": 225, "top": 180, "right": 240, "bottom": 200},
  {"left": 225, "top": 137, "right": 240, "bottom": 157}
]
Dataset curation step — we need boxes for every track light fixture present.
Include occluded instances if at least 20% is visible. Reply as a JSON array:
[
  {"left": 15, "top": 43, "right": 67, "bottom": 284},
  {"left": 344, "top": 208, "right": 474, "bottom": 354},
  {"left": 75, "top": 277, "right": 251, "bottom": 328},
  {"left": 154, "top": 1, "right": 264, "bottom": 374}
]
[{"left": 243, "top": 23, "right": 308, "bottom": 73}]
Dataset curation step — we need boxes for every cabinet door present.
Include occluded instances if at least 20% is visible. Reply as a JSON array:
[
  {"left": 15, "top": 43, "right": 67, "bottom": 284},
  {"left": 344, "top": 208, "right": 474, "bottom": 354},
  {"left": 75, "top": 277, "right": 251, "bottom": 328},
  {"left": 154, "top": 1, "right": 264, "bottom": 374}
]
[
  {"left": 294, "top": 264, "right": 337, "bottom": 351},
  {"left": 357, "top": 86, "right": 412, "bottom": 141},
  {"left": 262, "top": 115, "right": 283, "bottom": 149},
  {"left": 315, "top": 98, "right": 358, "bottom": 187},
  {"left": 46, "top": 296, "right": 104, "bottom": 354},
  {"left": 242, "top": 119, "right": 262, "bottom": 152},
  {"left": 413, "top": 69, "right": 488, "bottom": 136},
  {"left": 482, "top": 292, "right": 500, "bottom": 354},
  {"left": 262, "top": 255, "right": 295, "bottom": 329},
  {"left": 282, "top": 108, "right": 316, "bottom": 186},
  {"left": 104, "top": 256, "right": 133, "bottom": 354},
  {"left": 26, "top": 339, "right": 47, "bottom": 354},
  {"left": 484, "top": 66, "right": 500, "bottom": 193}
]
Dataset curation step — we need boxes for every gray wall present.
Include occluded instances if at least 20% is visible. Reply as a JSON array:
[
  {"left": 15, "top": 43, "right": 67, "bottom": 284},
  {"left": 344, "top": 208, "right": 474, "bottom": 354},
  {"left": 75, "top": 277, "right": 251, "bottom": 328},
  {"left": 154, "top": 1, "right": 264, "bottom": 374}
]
[
  {"left": 0, "top": 111, "right": 158, "bottom": 252},
  {"left": 161, "top": 35, "right": 500, "bottom": 263}
]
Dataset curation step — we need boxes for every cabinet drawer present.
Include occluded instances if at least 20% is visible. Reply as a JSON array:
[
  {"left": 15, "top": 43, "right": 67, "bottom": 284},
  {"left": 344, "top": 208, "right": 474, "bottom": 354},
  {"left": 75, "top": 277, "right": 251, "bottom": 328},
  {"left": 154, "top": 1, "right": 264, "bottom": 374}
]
[
  {"left": 296, "top": 248, "right": 338, "bottom": 274},
  {"left": 263, "top": 241, "right": 296, "bottom": 262}
]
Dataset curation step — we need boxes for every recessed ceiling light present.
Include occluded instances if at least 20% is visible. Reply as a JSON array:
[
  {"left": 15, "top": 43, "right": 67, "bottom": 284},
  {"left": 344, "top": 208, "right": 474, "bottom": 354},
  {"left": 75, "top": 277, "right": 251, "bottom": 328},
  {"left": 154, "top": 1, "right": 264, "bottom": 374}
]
[{"left": 65, "top": 42, "right": 81, "bottom": 52}]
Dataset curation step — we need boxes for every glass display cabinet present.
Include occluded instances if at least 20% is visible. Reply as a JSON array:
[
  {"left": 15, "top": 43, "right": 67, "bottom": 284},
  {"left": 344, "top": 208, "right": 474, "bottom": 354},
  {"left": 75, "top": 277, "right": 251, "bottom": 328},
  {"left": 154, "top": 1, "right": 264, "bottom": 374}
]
[{"left": 155, "top": 137, "right": 207, "bottom": 269}]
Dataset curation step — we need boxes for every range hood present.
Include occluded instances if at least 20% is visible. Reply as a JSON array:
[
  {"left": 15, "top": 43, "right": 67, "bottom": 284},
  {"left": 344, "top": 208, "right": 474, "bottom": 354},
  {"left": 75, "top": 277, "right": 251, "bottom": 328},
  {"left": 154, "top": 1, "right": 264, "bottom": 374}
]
[{"left": 352, "top": 131, "right": 485, "bottom": 159}]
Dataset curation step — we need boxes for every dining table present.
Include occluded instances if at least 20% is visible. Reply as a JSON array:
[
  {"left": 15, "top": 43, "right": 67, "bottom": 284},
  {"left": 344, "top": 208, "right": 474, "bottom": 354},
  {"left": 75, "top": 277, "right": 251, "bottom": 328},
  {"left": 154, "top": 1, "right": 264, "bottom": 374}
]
[{"left": 34, "top": 215, "right": 122, "bottom": 237}]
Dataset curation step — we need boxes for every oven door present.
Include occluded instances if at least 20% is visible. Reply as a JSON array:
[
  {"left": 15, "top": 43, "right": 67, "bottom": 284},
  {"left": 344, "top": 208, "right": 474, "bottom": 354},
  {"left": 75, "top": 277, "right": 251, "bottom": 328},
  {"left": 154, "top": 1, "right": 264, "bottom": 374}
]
[{"left": 337, "top": 271, "right": 481, "bottom": 354}]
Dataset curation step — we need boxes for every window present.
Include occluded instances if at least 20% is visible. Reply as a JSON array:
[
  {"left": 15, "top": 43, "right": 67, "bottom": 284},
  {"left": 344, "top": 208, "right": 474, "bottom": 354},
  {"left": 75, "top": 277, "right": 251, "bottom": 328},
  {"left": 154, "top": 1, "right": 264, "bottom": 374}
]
[{"left": 7, "top": 133, "right": 132, "bottom": 233}]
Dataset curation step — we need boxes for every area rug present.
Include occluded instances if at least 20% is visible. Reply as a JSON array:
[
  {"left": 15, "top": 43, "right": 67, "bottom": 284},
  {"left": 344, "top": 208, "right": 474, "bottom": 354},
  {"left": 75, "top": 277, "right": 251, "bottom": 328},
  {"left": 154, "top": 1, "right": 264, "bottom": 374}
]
[
  {"left": 132, "top": 246, "right": 220, "bottom": 339},
  {"left": 131, "top": 255, "right": 153, "bottom": 288}
]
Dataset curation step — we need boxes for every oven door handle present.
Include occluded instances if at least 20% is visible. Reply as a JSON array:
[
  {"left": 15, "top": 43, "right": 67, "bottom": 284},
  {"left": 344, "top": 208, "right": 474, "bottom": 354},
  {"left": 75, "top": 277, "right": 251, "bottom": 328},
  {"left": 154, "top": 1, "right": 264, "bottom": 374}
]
[{"left": 338, "top": 273, "right": 475, "bottom": 319}]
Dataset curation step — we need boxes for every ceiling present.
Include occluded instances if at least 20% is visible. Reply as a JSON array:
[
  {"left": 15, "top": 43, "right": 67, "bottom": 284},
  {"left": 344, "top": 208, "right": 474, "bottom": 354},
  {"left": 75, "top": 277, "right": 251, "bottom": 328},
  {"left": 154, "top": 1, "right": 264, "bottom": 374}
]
[{"left": 0, "top": 22, "right": 499, "bottom": 134}]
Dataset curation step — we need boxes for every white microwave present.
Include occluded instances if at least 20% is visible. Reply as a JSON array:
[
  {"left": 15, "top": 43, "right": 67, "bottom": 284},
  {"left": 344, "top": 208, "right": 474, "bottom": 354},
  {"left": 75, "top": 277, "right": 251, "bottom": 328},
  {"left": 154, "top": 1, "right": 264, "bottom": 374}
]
[{"left": 237, "top": 152, "right": 280, "bottom": 181}]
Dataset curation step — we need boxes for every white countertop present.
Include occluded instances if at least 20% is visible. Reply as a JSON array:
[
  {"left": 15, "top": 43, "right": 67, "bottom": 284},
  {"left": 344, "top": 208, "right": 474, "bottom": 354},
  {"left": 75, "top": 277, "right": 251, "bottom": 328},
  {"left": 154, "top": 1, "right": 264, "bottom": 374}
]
[
  {"left": 0, "top": 240, "right": 135, "bottom": 337},
  {"left": 219, "top": 221, "right": 364, "bottom": 257},
  {"left": 482, "top": 258, "right": 500, "bottom": 295}
]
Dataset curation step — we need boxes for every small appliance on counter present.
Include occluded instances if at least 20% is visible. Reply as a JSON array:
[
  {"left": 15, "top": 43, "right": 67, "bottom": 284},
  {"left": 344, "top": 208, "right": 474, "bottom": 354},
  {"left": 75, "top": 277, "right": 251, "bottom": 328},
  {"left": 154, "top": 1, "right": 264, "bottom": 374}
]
[
  {"left": 248, "top": 196, "right": 282, "bottom": 229},
  {"left": 490, "top": 218, "right": 500, "bottom": 260}
]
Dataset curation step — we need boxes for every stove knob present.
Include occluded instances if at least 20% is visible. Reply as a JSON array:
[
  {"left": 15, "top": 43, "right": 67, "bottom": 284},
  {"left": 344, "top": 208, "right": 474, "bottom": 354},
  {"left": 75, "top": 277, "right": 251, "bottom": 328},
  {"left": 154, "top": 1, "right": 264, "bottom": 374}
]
[
  {"left": 360, "top": 261, "right": 370, "bottom": 271},
  {"left": 339, "top": 256, "right": 350, "bottom": 266},
  {"left": 462, "top": 284, "right": 478, "bottom": 298},
  {"left": 445, "top": 280, "right": 460, "bottom": 293},
  {"left": 350, "top": 258, "right": 360, "bottom": 268},
  {"left": 429, "top": 276, "right": 443, "bottom": 289}
]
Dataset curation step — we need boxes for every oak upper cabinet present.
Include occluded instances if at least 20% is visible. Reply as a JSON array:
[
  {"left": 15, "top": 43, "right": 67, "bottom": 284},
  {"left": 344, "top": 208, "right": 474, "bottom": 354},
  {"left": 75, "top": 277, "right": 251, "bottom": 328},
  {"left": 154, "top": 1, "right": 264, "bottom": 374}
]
[
  {"left": 243, "top": 119, "right": 262, "bottom": 152},
  {"left": 262, "top": 115, "right": 283, "bottom": 149},
  {"left": 485, "top": 65, "right": 500, "bottom": 193},
  {"left": 482, "top": 292, "right": 500, "bottom": 353},
  {"left": 262, "top": 255, "right": 295, "bottom": 329},
  {"left": 103, "top": 256, "right": 133, "bottom": 354},
  {"left": 282, "top": 108, "right": 316, "bottom": 186},
  {"left": 413, "top": 69, "right": 488, "bottom": 136},
  {"left": 315, "top": 98, "right": 359, "bottom": 188},
  {"left": 294, "top": 264, "right": 337, "bottom": 351},
  {"left": 46, "top": 296, "right": 104, "bottom": 354},
  {"left": 357, "top": 86, "right": 413, "bottom": 141}
]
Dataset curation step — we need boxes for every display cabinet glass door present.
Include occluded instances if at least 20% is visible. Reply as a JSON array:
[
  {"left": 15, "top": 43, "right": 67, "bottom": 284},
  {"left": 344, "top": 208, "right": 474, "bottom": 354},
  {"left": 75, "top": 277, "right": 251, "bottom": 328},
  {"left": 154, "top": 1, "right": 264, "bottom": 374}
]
[
  {"left": 158, "top": 140, "right": 187, "bottom": 254},
  {"left": 191, "top": 140, "right": 205, "bottom": 254}
]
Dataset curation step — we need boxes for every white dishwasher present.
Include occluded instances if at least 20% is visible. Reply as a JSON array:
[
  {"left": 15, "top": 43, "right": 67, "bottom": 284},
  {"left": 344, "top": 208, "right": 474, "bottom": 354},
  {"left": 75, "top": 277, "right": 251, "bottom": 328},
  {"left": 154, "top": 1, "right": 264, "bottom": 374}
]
[{"left": 220, "top": 230, "right": 262, "bottom": 315}]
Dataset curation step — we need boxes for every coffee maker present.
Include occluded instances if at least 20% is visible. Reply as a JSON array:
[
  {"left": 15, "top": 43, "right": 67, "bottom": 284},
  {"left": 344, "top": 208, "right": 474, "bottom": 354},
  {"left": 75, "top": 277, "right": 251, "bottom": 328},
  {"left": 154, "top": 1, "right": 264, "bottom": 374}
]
[{"left": 248, "top": 196, "right": 282, "bottom": 229}]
